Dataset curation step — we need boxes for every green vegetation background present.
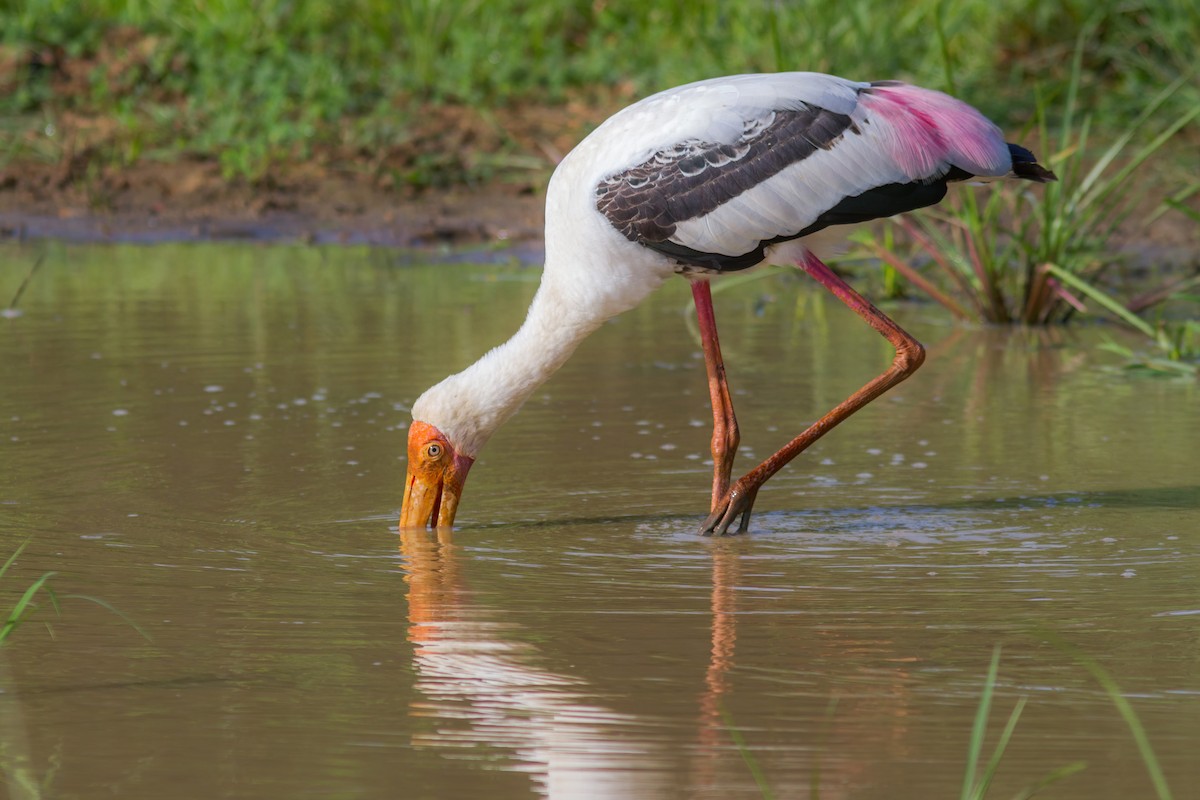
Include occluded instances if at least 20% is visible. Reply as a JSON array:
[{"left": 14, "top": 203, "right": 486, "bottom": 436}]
[{"left": 1, "top": 0, "right": 1196, "bottom": 182}]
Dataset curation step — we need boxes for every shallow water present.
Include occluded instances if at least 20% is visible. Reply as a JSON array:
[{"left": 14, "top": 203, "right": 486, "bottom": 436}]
[{"left": 1, "top": 242, "right": 1197, "bottom": 799}]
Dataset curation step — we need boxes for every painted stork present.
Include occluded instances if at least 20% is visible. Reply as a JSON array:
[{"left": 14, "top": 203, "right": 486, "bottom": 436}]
[{"left": 400, "top": 72, "right": 1054, "bottom": 535}]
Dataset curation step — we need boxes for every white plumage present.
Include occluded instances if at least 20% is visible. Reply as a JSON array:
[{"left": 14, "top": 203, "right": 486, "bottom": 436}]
[{"left": 401, "top": 72, "right": 1053, "bottom": 534}]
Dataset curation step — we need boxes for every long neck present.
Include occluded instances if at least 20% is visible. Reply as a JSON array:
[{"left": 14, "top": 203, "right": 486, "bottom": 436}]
[{"left": 416, "top": 278, "right": 603, "bottom": 457}]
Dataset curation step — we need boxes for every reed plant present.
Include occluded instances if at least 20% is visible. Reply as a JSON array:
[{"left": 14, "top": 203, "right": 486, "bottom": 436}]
[{"left": 861, "top": 29, "right": 1199, "bottom": 368}]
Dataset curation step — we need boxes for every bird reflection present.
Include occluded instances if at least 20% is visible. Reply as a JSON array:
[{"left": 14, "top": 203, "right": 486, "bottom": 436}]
[{"left": 399, "top": 528, "right": 670, "bottom": 798}]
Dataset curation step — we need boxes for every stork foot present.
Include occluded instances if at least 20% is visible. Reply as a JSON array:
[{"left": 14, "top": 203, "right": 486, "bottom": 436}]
[{"left": 700, "top": 481, "right": 760, "bottom": 536}]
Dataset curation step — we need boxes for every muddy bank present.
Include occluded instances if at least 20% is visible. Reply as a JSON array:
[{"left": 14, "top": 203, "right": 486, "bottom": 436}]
[
  {"left": 0, "top": 159, "right": 547, "bottom": 248},
  {"left": 2, "top": 153, "right": 1197, "bottom": 269}
]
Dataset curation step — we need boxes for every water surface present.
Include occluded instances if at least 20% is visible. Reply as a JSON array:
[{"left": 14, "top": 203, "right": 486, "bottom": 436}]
[{"left": 1, "top": 243, "right": 1197, "bottom": 798}]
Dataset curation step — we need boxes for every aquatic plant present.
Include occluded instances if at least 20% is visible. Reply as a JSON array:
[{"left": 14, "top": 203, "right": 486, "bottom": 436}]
[
  {"left": 959, "top": 646, "right": 1085, "bottom": 800},
  {"left": 860, "top": 28, "right": 1199, "bottom": 366},
  {"left": 724, "top": 643, "right": 1173, "bottom": 800},
  {"left": 0, "top": 541, "right": 147, "bottom": 646},
  {"left": 1077, "top": 664, "right": 1174, "bottom": 800},
  {"left": 0, "top": 542, "right": 146, "bottom": 800},
  {"left": 0, "top": 541, "right": 58, "bottom": 646},
  {"left": 723, "top": 709, "right": 777, "bottom": 800}
]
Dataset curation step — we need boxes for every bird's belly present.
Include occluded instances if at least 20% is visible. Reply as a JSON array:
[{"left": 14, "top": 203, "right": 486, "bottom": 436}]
[
  {"left": 664, "top": 226, "right": 854, "bottom": 276},
  {"left": 766, "top": 228, "right": 852, "bottom": 264}
]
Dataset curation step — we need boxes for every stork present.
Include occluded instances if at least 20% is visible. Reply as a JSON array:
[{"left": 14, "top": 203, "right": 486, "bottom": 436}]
[{"left": 399, "top": 72, "right": 1054, "bottom": 535}]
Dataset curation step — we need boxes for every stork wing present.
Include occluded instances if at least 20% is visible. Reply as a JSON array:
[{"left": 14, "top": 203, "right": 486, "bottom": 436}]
[{"left": 594, "top": 80, "right": 1013, "bottom": 272}]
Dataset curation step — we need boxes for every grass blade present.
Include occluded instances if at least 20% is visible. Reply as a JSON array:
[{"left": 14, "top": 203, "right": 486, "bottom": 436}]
[
  {"left": 0, "top": 573, "right": 58, "bottom": 645},
  {"left": 867, "top": 241, "right": 973, "bottom": 321},
  {"left": 1009, "top": 761, "right": 1089, "bottom": 800},
  {"left": 1043, "top": 265, "right": 1156, "bottom": 338},
  {"left": 64, "top": 594, "right": 153, "bottom": 642},
  {"left": 722, "top": 710, "right": 775, "bottom": 800},
  {"left": 0, "top": 542, "right": 30, "bottom": 583},
  {"left": 1043, "top": 638, "right": 1176, "bottom": 800},
  {"left": 961, "top": 645, "right": 1001, "bottom": 800},
  {"left": 1079, "top": 661, "right": 1173, "bottom": 800},
  {"left": 972, "top": 696, "right": 1027, "bottom": 799}
]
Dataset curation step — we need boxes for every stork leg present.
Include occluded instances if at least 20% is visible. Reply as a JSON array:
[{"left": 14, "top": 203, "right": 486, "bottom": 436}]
[
  {"left": 690, "top": 279, "right": 740, "bottom": 514},
  {"left": 700, "top": 252, "right": 926, "bottom": 535}
]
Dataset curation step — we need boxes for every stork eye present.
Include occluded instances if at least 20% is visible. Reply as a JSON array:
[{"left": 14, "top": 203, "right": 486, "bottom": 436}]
[{"left": 425, "top": 443, "right": 443, "bottom": 459}]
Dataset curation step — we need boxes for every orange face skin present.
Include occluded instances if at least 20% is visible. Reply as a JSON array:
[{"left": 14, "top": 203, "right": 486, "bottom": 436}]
[{"left": 399, "top": 421, "right": 474, "bottom": 529}]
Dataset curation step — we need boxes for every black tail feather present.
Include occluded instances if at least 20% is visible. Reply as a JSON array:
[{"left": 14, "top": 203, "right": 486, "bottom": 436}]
[{"left": 1008, "top": 143, "right": 1057, "bottom": 183}]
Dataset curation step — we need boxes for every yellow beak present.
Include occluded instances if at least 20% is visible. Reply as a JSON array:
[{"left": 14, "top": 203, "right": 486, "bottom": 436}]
[
  {"left": 399, "top": 444, "right": 473, "bottom": 529},
  {"left": 399, "top": 468, "right": 451, "bottom": 528}
]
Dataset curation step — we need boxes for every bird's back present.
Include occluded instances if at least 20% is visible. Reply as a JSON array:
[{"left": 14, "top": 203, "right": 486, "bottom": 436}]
[{"left": 550, "top": 72, "right": 1045, "bottom": 276}]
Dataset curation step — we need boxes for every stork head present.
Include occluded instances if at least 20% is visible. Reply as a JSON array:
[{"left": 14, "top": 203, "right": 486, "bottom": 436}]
[{"left": 399, "top": 420, "right": 475, "bottom": 529}]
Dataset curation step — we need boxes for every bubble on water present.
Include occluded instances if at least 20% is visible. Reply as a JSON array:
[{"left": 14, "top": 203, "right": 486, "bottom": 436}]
[
  {"left": 204, "top": 385, "right": 223, "bottom": 393},
  {"left": 866, "top": 448, "right": 882, "bottom": 456},
  {"left": 112, "top": 409, "right": 129, "bottom": 417},
  {"left": 1121, "top": 569, "right": 1136, "bottom": 578}
]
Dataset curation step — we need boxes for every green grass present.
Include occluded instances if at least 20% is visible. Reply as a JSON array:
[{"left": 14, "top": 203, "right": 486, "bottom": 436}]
[
  {"left": 723, "top": 644, "right": 1172, "bottom": 799},
  {"left": 0, "top": 541, "right": 147, "bottom": 646},
  {"left": 2, "top": 0, "right": 1198, "bottom": 181},
  {"left": 960, "top": 646, "right": 1087, "bottom": 800},
  {"left": 0, "top": 541, "right": 58, "bottom": 646},
  {"left": 854, "top": 24, "right": 1199, "bottom": 368}
]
